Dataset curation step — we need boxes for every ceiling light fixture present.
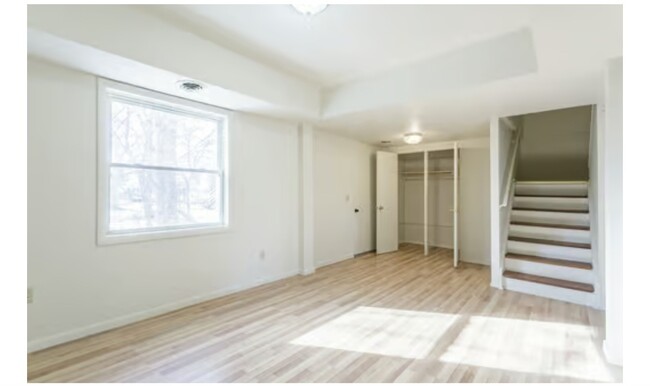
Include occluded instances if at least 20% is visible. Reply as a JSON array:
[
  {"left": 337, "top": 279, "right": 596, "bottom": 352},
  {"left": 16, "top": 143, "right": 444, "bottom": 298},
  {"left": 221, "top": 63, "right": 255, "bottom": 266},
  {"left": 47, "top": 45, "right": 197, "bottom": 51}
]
[
  {"left": 291, "top": 4, "right": 328, "bottom": 16},
  {"left": 403, "top": 132, "right": 423, "bottom": 145}
]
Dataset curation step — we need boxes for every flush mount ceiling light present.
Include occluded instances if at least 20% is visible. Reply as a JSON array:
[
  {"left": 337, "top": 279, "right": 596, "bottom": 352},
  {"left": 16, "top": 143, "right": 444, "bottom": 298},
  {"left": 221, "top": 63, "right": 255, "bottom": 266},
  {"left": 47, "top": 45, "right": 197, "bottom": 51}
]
[
  {"left": 291, "top": 4, "right": 328, "bottom": 16},
  {"left": 177, "top": 79, "right": 204, "bottom": 93},
  {"left": 403, "top": 132, "right": 423, "bottom": 145}
]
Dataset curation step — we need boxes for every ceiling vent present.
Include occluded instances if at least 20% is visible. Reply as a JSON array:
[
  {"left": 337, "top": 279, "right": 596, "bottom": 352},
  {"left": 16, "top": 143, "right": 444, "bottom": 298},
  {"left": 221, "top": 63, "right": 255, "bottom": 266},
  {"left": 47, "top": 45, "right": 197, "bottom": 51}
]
[{"left": 177, "top": 80, "right": 204, "bottom": 93}]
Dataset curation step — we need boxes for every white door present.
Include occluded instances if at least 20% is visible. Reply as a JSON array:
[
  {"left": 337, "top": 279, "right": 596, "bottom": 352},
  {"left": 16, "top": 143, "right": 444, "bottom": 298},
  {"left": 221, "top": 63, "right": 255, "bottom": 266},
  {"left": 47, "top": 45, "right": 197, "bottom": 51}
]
[{"left": 376, "top": 151, "right": 399, "bottom": 254}]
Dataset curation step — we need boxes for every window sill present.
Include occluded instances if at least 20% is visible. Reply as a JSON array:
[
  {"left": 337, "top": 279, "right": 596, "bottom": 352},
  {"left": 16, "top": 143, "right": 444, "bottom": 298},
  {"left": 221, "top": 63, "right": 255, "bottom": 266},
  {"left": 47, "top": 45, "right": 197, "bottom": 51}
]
[{"left": 97, "top": 225, "right": 231, "bottom": 246}]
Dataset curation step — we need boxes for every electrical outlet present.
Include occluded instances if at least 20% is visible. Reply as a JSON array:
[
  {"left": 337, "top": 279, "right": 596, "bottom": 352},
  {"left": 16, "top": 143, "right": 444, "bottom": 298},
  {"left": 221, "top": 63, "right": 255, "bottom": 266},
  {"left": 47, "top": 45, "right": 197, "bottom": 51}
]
[{"left": 27, "top": 287, "right": 34, "bottom": 304}]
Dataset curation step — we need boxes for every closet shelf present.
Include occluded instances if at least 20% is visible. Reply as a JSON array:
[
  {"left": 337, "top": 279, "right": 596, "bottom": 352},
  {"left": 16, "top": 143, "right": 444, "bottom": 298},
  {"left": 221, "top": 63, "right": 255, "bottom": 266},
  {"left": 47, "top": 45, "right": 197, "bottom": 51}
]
[{"left": 401, "top": 170, "right": 453, "bottom": 175}]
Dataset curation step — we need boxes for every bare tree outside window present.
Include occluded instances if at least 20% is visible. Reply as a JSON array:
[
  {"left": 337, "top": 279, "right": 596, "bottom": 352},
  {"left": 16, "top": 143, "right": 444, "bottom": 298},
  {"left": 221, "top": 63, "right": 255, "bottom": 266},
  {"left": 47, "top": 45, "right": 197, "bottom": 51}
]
[{"left": 107, "top": 95, "right": 226, "bottom": 233}]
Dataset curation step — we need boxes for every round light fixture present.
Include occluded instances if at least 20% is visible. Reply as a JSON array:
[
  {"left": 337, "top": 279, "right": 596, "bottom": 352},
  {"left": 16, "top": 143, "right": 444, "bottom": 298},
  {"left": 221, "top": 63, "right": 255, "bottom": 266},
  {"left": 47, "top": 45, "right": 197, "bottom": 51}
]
[
  {"left": 177, "top": 79, "right": 204, "bottom": 93},
  {"left": 291, "top": 4, "right": 328, "bottom": 16},
  {"left": 403, "top": 132, "right": 423, "bottom": 145}
]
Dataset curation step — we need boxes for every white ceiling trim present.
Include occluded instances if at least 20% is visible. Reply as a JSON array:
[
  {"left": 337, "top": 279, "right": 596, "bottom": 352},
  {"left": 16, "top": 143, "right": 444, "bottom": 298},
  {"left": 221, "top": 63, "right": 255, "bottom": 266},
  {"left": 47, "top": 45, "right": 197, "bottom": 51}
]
[{"left": 323, "top": 28, "right": 538, "bottom": 118}]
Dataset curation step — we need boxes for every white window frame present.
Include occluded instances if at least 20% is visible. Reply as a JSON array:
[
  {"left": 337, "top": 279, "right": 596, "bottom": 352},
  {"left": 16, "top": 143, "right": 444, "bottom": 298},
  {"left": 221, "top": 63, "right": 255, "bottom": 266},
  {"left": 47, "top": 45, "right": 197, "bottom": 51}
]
[{"left": 97, "top": 79, "right": 231, "bottom": 245}]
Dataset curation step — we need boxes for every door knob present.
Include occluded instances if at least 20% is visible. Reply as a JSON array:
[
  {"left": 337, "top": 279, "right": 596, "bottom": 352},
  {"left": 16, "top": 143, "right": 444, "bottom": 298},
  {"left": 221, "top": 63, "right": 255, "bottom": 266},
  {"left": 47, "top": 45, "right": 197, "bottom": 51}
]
[{"left": 377, "top": 205, "right": 384, "bottom": 211}]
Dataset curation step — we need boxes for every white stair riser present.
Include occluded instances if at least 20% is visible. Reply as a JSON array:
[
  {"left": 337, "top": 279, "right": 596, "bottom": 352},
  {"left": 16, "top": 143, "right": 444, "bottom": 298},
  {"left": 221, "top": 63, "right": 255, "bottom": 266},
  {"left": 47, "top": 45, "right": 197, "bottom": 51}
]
[
  {"left": 503, "top": 277, "right": 595, "bottom": 306},
  {"left": 515, "top": 182, "right": 587, "bottom": 197},
  {"left": 505, "top": 259, "right": 594, "bottom": 284},
  {"left": 511, "top": 210, "right": 590, "bottom": 227},
  {"left": 513, "top": 196, "right": 588, "bottom": 211},
  {"left": 507, "top": 240, "right": 591, "bottom": 262},
  {"left": 509, "top": 225, "right": 591, "bottom": 244}
]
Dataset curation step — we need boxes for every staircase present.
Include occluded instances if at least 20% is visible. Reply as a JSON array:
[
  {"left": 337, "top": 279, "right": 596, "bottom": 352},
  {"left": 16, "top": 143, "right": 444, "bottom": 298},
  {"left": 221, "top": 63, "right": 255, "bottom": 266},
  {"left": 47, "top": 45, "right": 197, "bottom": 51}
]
[{"left": 503, "top": 181, "right": 597, "bottom": 306}]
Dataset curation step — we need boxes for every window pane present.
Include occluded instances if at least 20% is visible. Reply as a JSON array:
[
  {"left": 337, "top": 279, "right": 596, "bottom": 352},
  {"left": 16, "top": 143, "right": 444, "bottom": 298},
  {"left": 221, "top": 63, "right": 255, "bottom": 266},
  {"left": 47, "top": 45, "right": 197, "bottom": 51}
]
[
  {"left": 111, "top": 99, "right": 220, "bottom": 170},
  {"left": 109, "top": 166, "right": 223, "bottom": 232}
]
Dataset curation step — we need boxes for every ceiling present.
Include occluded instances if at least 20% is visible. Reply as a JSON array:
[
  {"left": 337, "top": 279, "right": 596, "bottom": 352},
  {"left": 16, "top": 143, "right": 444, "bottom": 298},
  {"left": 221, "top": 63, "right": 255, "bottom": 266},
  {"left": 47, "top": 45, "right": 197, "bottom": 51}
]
[
  {"left": 148, "top": 5, "right": 535, "bottom": 87},
  {"left": 30, "top": 5, "right": 622, "bottom": 146},
  {"left": 146, "top": 4, "right": 622, "bottom": 145},
  {"left": 148, "top": 5, "right": 621, "bottom": 84}
]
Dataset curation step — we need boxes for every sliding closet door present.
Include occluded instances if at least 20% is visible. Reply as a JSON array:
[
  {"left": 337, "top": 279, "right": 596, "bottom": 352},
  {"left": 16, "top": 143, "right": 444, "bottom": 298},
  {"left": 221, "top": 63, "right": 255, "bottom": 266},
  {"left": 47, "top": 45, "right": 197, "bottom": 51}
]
[
  {"left": 376, "top": 151, "right": 399, "bottom": 254},
  {"left": 453, "top": 143, "right": 459, "bottom": 267},
  {"left": 423, "top": 152, "right": 429, "bottom": 256}
]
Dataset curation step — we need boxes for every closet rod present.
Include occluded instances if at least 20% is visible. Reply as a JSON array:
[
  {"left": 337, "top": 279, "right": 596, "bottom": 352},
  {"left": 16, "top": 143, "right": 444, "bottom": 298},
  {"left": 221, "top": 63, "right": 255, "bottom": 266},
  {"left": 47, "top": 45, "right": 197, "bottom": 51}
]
[{"left": 401, "top": 170, "right": 453, "bottom": 175}]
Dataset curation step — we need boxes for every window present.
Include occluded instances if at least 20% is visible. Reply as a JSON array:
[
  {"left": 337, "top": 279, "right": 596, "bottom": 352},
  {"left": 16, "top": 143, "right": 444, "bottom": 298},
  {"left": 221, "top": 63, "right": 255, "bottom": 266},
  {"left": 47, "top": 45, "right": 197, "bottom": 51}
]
[{"left": 98, "top": 80, "right": 229, "bottom": 244}]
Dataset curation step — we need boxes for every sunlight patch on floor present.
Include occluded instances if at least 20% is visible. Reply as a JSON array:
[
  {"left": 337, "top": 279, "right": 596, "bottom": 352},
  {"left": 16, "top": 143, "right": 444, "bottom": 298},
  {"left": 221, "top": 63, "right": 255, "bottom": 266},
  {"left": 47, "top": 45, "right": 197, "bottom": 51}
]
[
  {"left": 290, "top": 306, "right": 458, "bottom": 359},
  {"left": 439, "top": 316, "right": 617, "bottom": 382}
]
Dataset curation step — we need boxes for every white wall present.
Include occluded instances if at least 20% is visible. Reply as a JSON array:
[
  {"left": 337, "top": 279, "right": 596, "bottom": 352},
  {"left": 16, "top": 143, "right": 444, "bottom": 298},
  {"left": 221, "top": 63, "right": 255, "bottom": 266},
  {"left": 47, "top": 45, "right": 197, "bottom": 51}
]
[
  {"left": 589, "top": 105, "right": 606, "bottom": 310},
  {"left": 490, "top": 117, "right": 517, "bottom": 287},
  {"left": 458, "top": 137, "right": 491, "bottom": 265},
  {"left": 313, "top": 130, "right": 376, "bottom": 267},
  {"left": 517, "top": 106, "right": 592, "bottom": 181},
  {"left": 603, "top": 57, "right": 623, "bottom": 366},
  {"left": 27, "top": 59, "right": 302, "bottom": 351},
  {"left": 498, "top": 120, "right": 515, "bottom": 195},
  {"left": 298, "top": 125, "right": 315, "bottom": 275}
]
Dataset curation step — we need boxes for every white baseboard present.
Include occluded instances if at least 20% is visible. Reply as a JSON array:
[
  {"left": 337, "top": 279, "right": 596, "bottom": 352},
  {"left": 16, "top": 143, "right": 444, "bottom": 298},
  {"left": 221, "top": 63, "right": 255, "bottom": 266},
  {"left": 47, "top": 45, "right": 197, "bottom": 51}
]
[
  {"left": 315, "top": 254, "right": 353, "bottom": 268},
  {"left": 490, "top": 278, "right": 503, "bottom": 289},
  {"left": 603, "top": 339, "right": 623, "bottom": 366},
  {"left": 402, "top": 240, "right": 488, "bottom": 267},
  {"left": 399, "top": 240, "right": 453, "bottom": 249},
  {"left": 27, "top": 268, "right": 299, "bottom": 353},
  {"left": 592, "top": 283, "right": 605, "bottom": 310},
  {"left": 461, "top": 257, "right": 490, "bottom": 266}
]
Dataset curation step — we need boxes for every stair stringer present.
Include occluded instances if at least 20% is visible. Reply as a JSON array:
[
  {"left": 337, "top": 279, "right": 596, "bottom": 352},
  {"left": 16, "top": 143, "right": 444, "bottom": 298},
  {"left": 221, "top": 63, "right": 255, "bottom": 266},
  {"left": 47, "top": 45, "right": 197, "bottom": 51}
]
[
  {"left": 587, "top": 183, "right": 605, "bottom": 310},
  {"left": 498, "top": 183, "right": 517, "bottom": 289}
]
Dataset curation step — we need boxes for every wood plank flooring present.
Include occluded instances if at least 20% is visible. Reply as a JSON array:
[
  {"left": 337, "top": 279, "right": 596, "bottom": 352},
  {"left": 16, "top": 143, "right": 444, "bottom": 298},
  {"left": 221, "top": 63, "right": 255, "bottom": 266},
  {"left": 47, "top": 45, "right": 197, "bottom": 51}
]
[{"left": 28, "top": 244, "right": 621, "bottom": 383}]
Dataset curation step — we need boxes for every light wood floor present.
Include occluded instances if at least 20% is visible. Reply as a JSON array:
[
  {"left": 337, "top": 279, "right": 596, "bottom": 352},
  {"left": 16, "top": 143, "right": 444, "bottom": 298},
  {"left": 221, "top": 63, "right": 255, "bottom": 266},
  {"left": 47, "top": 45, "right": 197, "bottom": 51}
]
[{"left": 28, "top": 244, "right": 622, "bottom": 382}]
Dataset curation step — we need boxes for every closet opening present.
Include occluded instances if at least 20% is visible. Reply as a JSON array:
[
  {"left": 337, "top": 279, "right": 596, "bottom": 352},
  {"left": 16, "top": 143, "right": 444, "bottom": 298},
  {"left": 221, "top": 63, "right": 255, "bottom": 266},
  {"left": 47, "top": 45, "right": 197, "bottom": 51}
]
[
  {"left": 396, "top": 147, "right": 459, "bottom": 266},
  {"left": 375, "top": 143, "right": 459, "bottom": 266}
]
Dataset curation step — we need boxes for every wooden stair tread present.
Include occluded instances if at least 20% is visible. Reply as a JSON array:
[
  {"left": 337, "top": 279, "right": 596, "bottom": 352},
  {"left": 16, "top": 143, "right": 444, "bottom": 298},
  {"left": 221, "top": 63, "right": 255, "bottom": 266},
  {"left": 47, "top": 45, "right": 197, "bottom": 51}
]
[
  {"left": 504, "top": 271, "right": 594, "bottom": 292},
  {"left": 512, "top": 208, "right": 589, "bottom": 214},
  {"left": 509, "top": 236, "right": 591, "bottom": 249},
  {"left": 506, "top": 253, "right": 592, "bottom": 270},
  {"left": 510, "top": 221, "right": 590, "bottom": 231},
  {"left": 515, "top": 194, "right": 588, "bottom": 199}
]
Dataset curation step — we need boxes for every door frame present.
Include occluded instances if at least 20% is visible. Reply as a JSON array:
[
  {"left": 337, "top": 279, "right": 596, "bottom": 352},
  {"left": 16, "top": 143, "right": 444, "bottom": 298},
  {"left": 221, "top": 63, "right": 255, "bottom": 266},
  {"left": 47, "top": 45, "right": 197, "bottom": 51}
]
[{"left": 383, "top": 141, "right": 460, "bottom": 265}]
